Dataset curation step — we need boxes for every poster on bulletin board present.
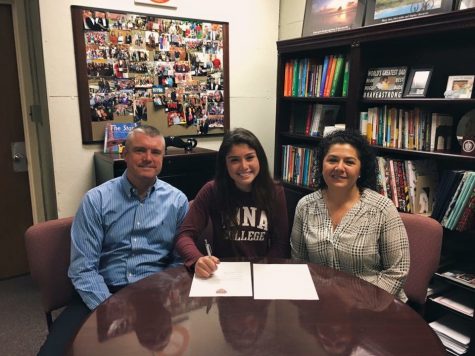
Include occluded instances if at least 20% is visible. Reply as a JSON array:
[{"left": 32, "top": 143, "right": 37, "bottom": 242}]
[{"left": 71, "top": 6, "right": 229, "bottom": 143}]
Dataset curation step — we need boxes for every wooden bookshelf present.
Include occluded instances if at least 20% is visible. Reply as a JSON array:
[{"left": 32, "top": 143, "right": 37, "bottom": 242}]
[{"left": 274, "top": 8, "right": 475, "bottom": 355}]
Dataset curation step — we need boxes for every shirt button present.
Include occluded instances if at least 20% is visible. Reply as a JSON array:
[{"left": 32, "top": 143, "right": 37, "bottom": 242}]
[
  {"left": 137, "top": 222, "right": 140, "bottom": 226},
  {"left": 128, "top": 273, "right": 132, "bottom": 277},
  {"left": 133, "top": 238, "right": 137, "bottom": 242}
]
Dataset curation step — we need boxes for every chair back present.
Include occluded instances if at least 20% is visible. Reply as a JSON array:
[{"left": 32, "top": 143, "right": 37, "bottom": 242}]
[
  {"left": 400, "top": 213, "right": 442, "bottom": 307},
  {"left": 24, "top": 217, "right": 75, "bottom": 328}
]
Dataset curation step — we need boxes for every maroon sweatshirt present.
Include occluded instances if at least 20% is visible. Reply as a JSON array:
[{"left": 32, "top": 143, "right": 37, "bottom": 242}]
[{"left": 175, "top": 180, "right": 290, "bottom": 268}]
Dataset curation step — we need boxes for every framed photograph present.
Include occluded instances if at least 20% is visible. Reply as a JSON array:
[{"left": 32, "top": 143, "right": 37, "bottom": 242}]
[
  {"left": 403, "top": 68, "right": 433, "bottom": 97},
  {"left": 365, "top": 0, "right": 454, "bottom": 26},
  {"left": 458, "top": 0, "right": 475, "bottom": 9},
  {"left": 444, "top": 75, "right": 474, "bottom": 99},
  {"left": 71, "top": 6, "right": 229, "bottom": 143},
  {"left": 362, "top": 67, "right": 408, "bottom": 99},
  {"left": 302, "top": 0, "right": 366, "bottom": 36}
]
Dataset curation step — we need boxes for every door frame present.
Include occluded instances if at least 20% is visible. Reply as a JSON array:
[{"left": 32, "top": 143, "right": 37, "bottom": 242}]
[{"left": 1, "top": 0, "right": 57, "bottom": 223}]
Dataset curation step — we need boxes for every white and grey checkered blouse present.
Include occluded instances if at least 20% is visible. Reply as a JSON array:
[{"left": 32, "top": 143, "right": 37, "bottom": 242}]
[{"left": 290, "top": 188, "right": 410, "bottom": 301}]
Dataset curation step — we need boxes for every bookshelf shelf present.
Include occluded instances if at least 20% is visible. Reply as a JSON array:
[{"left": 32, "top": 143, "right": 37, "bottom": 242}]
[{"left": 275, "top": 8, "right": 475, "bottom": 355}]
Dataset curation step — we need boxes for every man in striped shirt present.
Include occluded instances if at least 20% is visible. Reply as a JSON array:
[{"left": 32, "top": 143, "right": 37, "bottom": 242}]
[{"left": 39, "top": 125, "right": 188, "bottom": 355}]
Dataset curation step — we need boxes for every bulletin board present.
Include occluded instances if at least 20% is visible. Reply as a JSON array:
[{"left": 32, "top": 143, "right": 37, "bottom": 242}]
[{"left": 71, "top": 6, "right": 229, "bottom": 143}]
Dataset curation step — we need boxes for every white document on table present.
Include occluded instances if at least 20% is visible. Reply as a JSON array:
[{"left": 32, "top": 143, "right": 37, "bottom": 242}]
[
  {"left": 189, "top": 261, "right": 253, "bottom": 297},
  {"left": 253, "top": 264, "right": 319, "bottom": 300}
]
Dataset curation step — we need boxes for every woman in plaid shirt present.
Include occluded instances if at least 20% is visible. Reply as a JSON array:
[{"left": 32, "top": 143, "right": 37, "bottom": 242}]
[{"left": 290, "top": 130, "right": 410, "bottom": 301}]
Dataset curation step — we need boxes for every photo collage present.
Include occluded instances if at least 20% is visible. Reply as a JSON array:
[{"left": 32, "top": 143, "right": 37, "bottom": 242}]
[{"left": 83, "top": 9, "right": 225, "bottom": 140}]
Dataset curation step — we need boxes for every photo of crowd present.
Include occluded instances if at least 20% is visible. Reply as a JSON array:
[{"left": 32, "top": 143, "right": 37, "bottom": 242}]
[{"left": 78, "top": 8, "right": 227, "bottom": 140}]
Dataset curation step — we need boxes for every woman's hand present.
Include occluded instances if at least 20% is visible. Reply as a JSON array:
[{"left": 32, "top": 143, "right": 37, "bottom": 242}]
[{"left": 195, "top": 256, "right": 220, "bottom": 278}]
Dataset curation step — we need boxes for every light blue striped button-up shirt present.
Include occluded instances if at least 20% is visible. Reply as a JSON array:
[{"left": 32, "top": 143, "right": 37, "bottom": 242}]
[{"left": 68, "top": 171, "right": 188, "bottom": 310}]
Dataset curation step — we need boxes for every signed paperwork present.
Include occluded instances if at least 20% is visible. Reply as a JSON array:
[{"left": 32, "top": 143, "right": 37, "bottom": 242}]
[
  {"left": 189, "top": 262, "right": 318, "bottom": 300},
  {"left": 189, "top": 262, "right": 253, "bottom": 297}
]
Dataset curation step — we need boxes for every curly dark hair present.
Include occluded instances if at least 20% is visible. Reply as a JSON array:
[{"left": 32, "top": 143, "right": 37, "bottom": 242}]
[
  {"left": 315, "top": 129, "right": 377, "bottom": 191},
  {"left": 215, "top": 128, "right": 276, "bottom": 229}
]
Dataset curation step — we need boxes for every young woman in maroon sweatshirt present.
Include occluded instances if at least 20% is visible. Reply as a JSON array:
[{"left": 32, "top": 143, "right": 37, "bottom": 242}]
[{"left": 175, "top": 128, "right": 289, "bottom": 277}]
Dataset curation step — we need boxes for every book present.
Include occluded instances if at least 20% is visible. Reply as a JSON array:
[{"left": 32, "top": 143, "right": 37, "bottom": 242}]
[
  {"left": 455, "top": 187, "right": 475, "bottom": 232},
  {"left": 363, "top": 67, "right": 407, "bottom": 99},
  {"left": 445, "top": 172, "right": 475, "bottom": 230},
  {"left": 441, "top": 171, "right": 470, "bottom": 227},
  {"left": 330, "top": 55, "right": 345, "bottom": 97},
  {"left": 292, "top": 59, "right": 299, "bottom": 96},
  {"left": 323, "top": 55, "right": 335, "bottom": 97},
  {"left": 376, "top": 157, "right": 388, "bottom": 197},
  {"left": 431, "top": 170, "right": 464, "bottom": 222},
  {"left": 341, "top": 58, "right": 350, "bottom": 97},
  {"left": 304, "top": 104, "right": 314, "bottom": 136},
  {"left": 319, "top": 55, "right": 330, "bottom": 97},
  {"left": 309, "top": 104, "right": 323, "bottom": 137},
  {"left": 103, "top": 122, "right": 139, "bottom": 153},
  {"left": 360, "top": 111, "right": 368, "bottom": 136}
]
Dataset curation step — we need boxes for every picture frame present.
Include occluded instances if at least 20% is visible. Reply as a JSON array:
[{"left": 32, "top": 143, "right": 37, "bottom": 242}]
[
  {"left": 302, "top": 0, "right": 366, "bottom": 37},
  {"left": 403, "top": 68, "right": 433, "bottom": 97},
  {"left": 362, "top": 66, "right": 408, "bottom": 99},
  {"left": 364, "top": 0, "right": 454, "bottom": 26},
  {"left": 71, "top": 6, "right": 229, "bottom": 144},
  {"left": 444, "top": 75, "right": 474, "bottom": 99}
]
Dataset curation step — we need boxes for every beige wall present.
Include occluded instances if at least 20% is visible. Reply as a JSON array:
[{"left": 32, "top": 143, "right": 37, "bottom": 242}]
[
  {"left": 38, "top": 0, "right": 280, "bottom": 217},
  {"left": 279, "top": 0, "right": 305, "bottom": 40}
]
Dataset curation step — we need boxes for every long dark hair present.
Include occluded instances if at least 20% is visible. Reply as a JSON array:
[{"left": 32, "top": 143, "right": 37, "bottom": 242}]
[
  {"left": 215, "top": 128, "right": 276, "bottom": 229},
  {"left": 315, "top": 129, "right": 377, "bottom": 191}
]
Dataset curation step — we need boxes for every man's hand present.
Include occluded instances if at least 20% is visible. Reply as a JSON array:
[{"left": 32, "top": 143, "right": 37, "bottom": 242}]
[{"left": 195, "top": 256, "right": 220, "bottom": 278}]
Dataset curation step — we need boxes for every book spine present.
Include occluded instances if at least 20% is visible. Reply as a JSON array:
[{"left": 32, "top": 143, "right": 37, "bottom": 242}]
[
  {"left": 304, "top": 104, "right": 313, "bottom": 136},
  {"left": 447, "top": 173, "right": 475, "bottom": 230},
  {"left": 324, "top": 55, "right": 337, "bottom": 97},
  {"left": 441, "top": 172, "right": 469, "bottom": 227},
  {"left": 455, "top": 189, "right": 475, "bottom": 232},
  {"left": 319, "top": 55, "right": 330, "bottom": 97},
  {"left": 360, "top": 111, "right": 368, "bottom": 136},
  {"left": 388, "top": 159, "right": 399, "bottom": 207},
  {"left": 330, "top": 55, "right": 344, "bottom": 97},
  {"left": 292, "top": 59, "right": 299, "bottom": 96},
  {"left": 341, "top": 58, "right": 350, "bottom": 97}
]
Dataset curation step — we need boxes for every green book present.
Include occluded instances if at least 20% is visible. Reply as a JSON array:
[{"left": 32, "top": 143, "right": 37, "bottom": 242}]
[
  {"left": 341, "top": 58, "right": 350, "bottom": 97},
  {"left": 330, "top": 55, "right": 345, "bottom": 97},
  {"left": 292, "top": 59, "right": 300, "bottom": 97}
]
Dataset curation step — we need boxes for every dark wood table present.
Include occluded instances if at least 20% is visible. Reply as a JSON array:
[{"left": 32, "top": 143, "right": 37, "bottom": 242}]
[{"left": 67, "top": 258, "right": 445, "bottom": 355}]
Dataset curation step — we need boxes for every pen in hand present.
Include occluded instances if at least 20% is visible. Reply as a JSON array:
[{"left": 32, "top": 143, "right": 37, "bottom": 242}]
[
  {"left": 195, "top": 239, "right": 219, "bottom": 278},
  {"left": 205, "top": 239, "right": 212, "bottom": 257}
]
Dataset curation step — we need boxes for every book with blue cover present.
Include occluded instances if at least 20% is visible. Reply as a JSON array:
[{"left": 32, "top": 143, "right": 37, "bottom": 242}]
[{"left": 103, "top": 122, "right": 139, "bottom": 153}]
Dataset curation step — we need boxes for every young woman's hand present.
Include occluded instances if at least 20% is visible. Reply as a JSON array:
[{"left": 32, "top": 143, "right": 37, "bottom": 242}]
[{"left": 195, "top": 256, "right": 220, "bottom": 278}]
